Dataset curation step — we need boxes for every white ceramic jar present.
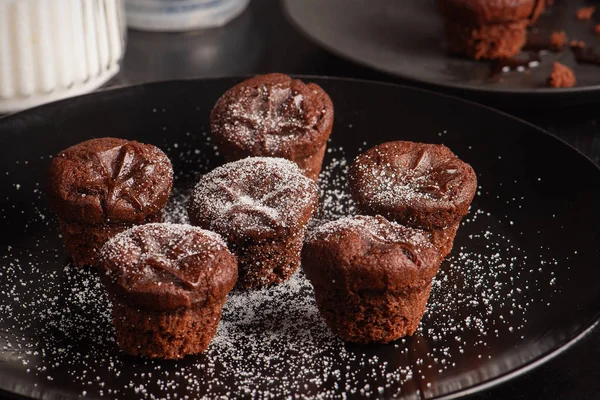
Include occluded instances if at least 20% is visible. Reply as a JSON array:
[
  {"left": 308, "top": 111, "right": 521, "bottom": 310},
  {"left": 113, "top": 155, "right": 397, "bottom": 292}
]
[
  {"left": 0, "top": 0, "right": 126, "bottom": 113},
  {"left": 124, "top": 0, "right": 250, "bottom": 32}
]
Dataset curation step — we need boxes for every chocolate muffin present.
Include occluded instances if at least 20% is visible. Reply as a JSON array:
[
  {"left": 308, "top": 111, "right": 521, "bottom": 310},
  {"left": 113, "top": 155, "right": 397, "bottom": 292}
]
[
  {"left": 348, "top": 141, "right": 477, "bottom": 257},
  {"left": 48, "top": 137, "right": 173, "bottom": 267},
  {"left": 100, "top": 223, "right": 238, "bottom": 359},
  {"left": 437, "top": 0, "right": 546, "bottom": 59},
  {"left": 302, "top": 215, "right": 443, "bottom": 344},
  {"left": 210, "top": 73, "right": 334, "bottom": 181},
  {"left": 188, "top": 157, "right": 319, "bottom": 289}
]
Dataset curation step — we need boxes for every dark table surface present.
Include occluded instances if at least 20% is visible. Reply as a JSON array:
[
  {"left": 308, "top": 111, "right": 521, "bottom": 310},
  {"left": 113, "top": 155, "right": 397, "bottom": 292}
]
[{"left": 5, "top": 1, "right": 599, "bottom": 399}]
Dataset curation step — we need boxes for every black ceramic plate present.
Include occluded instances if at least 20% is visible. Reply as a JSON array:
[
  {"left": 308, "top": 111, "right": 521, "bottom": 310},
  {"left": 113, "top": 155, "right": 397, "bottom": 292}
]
[
  {"left": 284, "top": 0, "right": 600, "bottom": 102},
  {"left": 0, "top": 78, "right": 599, "bottom": 400}
]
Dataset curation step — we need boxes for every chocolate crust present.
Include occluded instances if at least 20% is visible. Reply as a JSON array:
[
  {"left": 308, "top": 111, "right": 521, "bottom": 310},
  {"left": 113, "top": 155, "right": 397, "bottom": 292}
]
[
  {"left": 100, "top": 223, "right": 238, "bottom": 311},
  {"left": 48, "top": 137, "right": 173, "bottom": 225},
  {"left": 231, "top": 230, "right": 306, "bottom": 289},
  {"left": 312, "top": 283, "right": 434, "bottom": 343},
  {"left": 111, "top": 298, "right": 226, "bottom": 359},
  {"left": 349, "top": 141, "right": 477, "bottom": 231},
  {"left": 431, "top": 221, "right": 461, "bottom": 258},
  {"left": 303, "top": 216, "right": 442, "bottom": 292}
]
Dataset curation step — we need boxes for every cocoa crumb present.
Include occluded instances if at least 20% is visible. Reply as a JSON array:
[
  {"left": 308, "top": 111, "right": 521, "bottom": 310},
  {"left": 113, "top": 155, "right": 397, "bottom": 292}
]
[
  {"left": 570, "top": 40, "right": 586, "bottom": 49},
  {"left": 550, "top": 31, "right": 568, "bottom": 51},
  {"left": 546, "top": 62, "right": 576, "bottom": 88},
  {"left": 576, "top": 7, "right": 595, "bottom": 21}
]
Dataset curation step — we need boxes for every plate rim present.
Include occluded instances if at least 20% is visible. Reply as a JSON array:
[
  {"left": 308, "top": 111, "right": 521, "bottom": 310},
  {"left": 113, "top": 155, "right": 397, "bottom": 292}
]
[
  {"left": 282, "top": 0, "right": 600, "bottom": 97},
  {"left": 0, "top": 76, "right": 599, "bottom": 400}
]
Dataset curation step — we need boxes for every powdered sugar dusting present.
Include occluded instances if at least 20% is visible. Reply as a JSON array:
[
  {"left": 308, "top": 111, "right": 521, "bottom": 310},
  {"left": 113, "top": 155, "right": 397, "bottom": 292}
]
[
  {"left": 189, "top": 157, "right": 318, "bottom": 237},
  {"left": 101, "top": 223, "right": 229, "bottom": 290},
  {"left": 218, "top": 85, "right": 311, "bottom": 153},
  {"left": 352, "top": 144, "right": 471, "bottom": 209},
  {"left": 104, "top": 222, "right": 227, "bottom": 254},
  {"left": 307, "top": 215, "right": 432, "bottom": 251},
  {"left": 369, "top": 166, "right": 447, "bottom": 205}
]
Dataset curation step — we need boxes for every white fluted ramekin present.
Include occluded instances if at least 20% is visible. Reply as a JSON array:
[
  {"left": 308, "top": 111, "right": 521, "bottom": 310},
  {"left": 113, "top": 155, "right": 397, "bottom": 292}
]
[{"left": 0, "top": 0, "right": 126, "bottom": 113}]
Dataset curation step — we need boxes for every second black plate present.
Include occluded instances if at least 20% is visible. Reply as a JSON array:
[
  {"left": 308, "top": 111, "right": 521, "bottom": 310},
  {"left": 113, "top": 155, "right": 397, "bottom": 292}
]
[{"left": 284, "top": 0, "right": 600, "bottom": 103}]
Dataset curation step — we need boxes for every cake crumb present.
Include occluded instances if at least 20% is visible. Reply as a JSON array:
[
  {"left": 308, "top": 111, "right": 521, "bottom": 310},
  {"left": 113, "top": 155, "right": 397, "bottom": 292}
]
[
  {"left": 576, "top": 7, "right": 595, "bottom": 21},
  {"left": 570, "top": 40, "right": 585, "bottom": 49},
  {"left": 550, "top": 31, "right": 568, "bottom": 51},
  {"left": 546, "top": 62, "right": 576, "bottom": 88}
]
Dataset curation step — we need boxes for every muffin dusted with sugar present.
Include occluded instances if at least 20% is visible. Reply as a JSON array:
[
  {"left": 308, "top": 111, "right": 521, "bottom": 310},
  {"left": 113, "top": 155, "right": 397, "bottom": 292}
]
[
  {"left": 210, "top": 73, "right": 334, "bottom": 181},
  {"left": 188, "top": 157, "right": 319, "bottom": 289},
  {"left": 302, "top": 215, "right": 443, "bottom": 343},
  {"left": 48, "top": 137, "right": 173, "bottom": 267},
  {"left": 99, "top": 223, "right": 237, "bottom": 359},
  {"left": 349, "top": 141, "right": 477, "bottom": 257}
]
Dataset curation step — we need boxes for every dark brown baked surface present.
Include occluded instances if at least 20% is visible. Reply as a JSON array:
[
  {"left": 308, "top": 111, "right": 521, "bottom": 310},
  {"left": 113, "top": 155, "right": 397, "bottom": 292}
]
[
  {"left": 100, "top": 223, "right": 238, "bottom": 310},
  {"left": 437, "top": 0, "right": 545, "bottom": 25},
  {"left": 303, "top": 216, "right": 442, "bottom": 292},
  {"left": 111, "top": 298, "right": 227, "bottom": 359},
  {"left": 349, "top": 141, "right": 477, "bottom": 230},
  {"left": 311, "top": 281, "right": 434, "bottom": 344},
  {"left": 48, "top": 137, "right": 173, "bottom": 224},
  {"left": 188, "top": 157, "right": 319, "bottom": 242},
  {"left": 430, "top": 221, "right": 461, "bottom": 258},
  {"left": 210, "top": 73, "right": 334, "bottom": 179},
  {"left": 230, "top": 230, "right": 306, "bottom": 289}
]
